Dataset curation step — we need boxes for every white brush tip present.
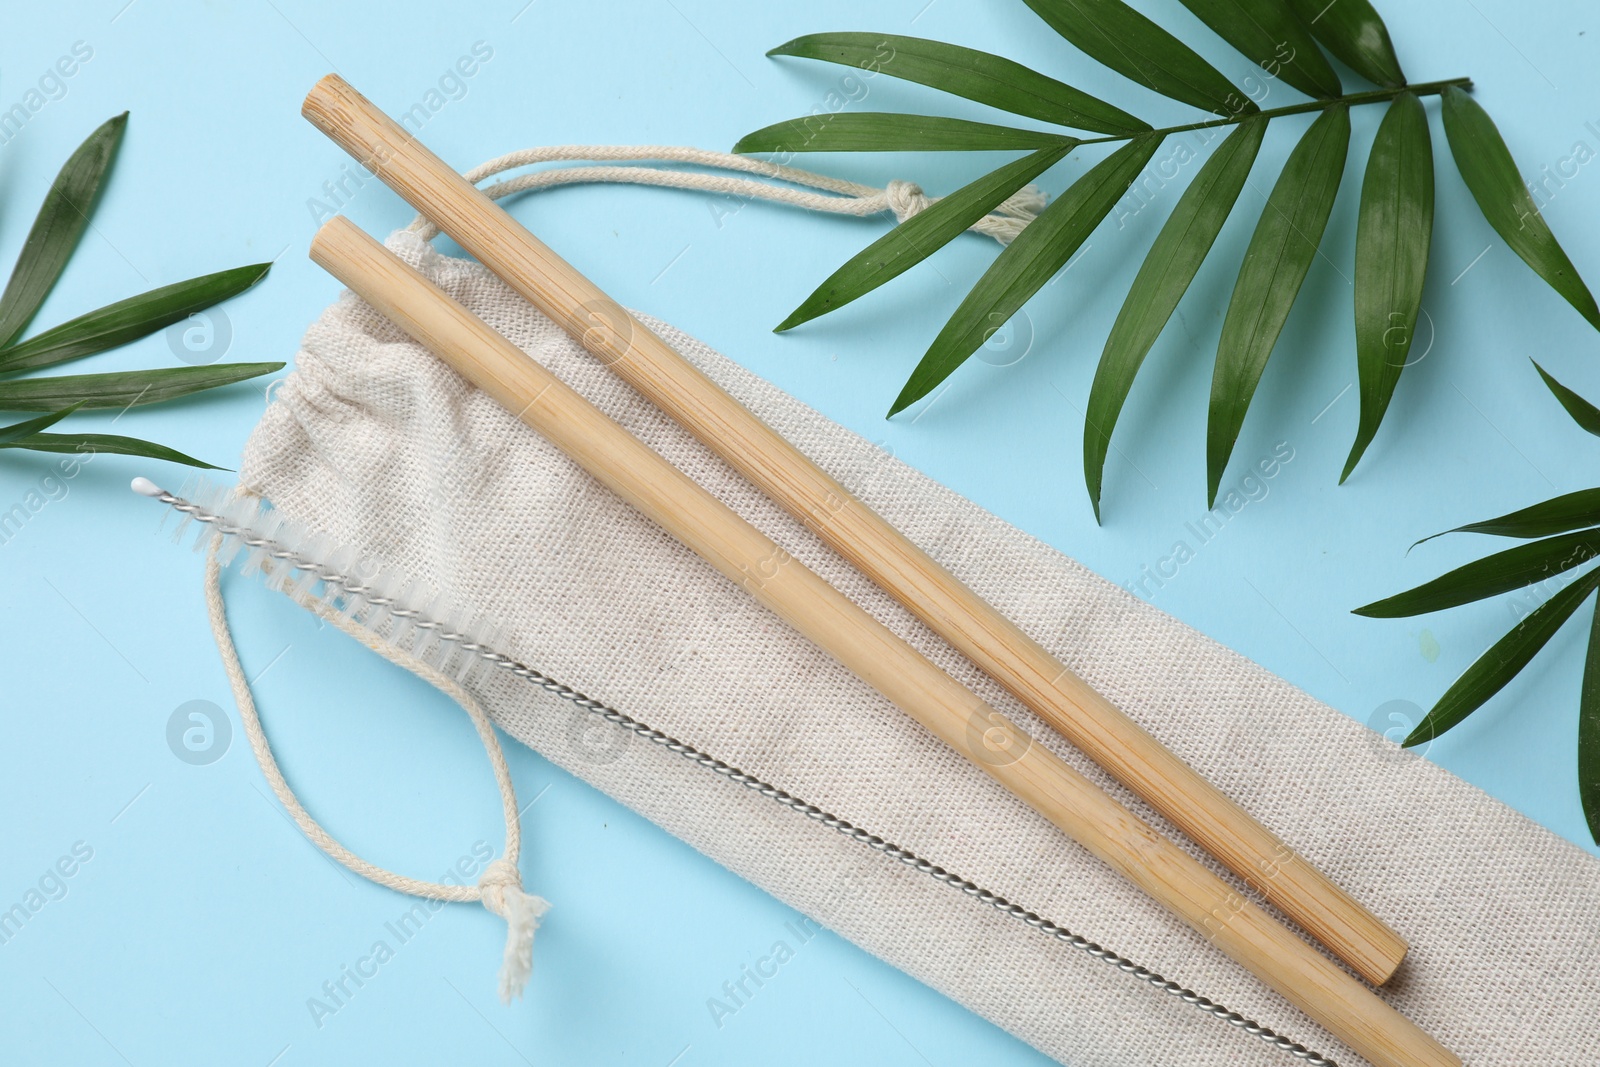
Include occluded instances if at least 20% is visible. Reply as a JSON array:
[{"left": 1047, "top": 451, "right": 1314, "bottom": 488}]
[{"left": 130, "top": 477, "right": 165, "bottom": 498}]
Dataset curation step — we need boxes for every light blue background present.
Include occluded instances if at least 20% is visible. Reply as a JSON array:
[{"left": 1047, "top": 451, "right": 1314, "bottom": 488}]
[{"left": 2, "top": 1, "right": 1597, "bottom": 1064}]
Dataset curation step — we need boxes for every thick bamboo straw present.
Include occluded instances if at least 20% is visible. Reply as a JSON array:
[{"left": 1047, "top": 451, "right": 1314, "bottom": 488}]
[
  {"left": 310, "top": 215, "right": 1455, "bottom": 1067},
  {"left": 302, "top": 74, "right": 1407, "bottom": 987}
]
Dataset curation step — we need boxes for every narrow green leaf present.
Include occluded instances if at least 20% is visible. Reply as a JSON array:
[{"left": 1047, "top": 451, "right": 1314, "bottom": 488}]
[
  {"left": 0, "top": 362, "right": 282, "bottom": 411},
  {"left": 1415, "top": 488, "right": 1600, "bottom": 546},
  {"left": 1581, "top": 595, "right": 1600, "bottom": 844},
  {"left": 1441, "top": 86, "right": 1600, "bottom": 331},
  {"left": 0, "top": 404, "right": 83, "bottom": 445},
  {"left": 1355, "top": 528, "right": 1600, "bottom": 617},
  {"left": 0, "top": 263, "right": 271, "bottom": 375},
  {"left": 1084, "top": 116, "right": 1268, "bottom": 520},
  {"left": 734, "top": 113, "right": 1075, "bottom": 154},
  {"left": 1176, "top": 0, "right": 1341, "bottom": 98},
  {"left": 778, "top": 144, "right": 1075, "bottom": 332},
  {"left": 890, "top": 136, "right": 1164, "bottom": 415},
  {"left": 768, "top": 33, "right": 1149, "bottom": 135},
  {"left": 1404, "top": 569, "right": 1600, "bottom": 746},
  {"left": 0, "top": 113, "right": 129, "bottom": 349},
  {"left": 1021, "top": 0, "right": 1253, "bottom": 117},
  {"left": 1533, "top": 360, "right": 1600, "bottom": 438},
  {"left": 0, "top": 432, "right": 223, "bottom": 469},
  {"left": 1344, "top": 92, "right": 1434, "bottom": 481},
  {"left": 1284, "top": 0, "right": 1405, "bottom": 88},
  {"left": 1208, "top": 105, "right": 1351, "bottom": 504}
]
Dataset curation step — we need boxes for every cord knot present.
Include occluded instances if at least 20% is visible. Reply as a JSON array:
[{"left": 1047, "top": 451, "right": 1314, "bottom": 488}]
[
  {"left": 477, "top": 858, "right": 522, "bottom": 913},
  {"left": 885, "top": 178, "right": 1046, "bottom": 246},
  {"left": 478, "top": 858, "right": 551, "bottom": 1003},
  {"left": 884, "top": 179, "right": 930, "bottom": 224}
]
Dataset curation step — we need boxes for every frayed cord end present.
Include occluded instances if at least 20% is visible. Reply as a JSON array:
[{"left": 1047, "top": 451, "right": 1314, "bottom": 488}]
[
  {"left": 883, "top": 179, "right": 1047, "bottom": 246},
  {"left": 478, "top": 858, "right": 551, "bottom": 1003}
]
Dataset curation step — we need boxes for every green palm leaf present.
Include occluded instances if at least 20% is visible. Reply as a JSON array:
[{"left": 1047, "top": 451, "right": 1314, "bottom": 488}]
[
  {"left": 1020, "top": 0, "right": 1252, "bottom": 116},
  {"left": 0, "top": 263, "right": 271, "bottom": 374},
  {"left": 1415, "top": 489, "right": 1600, "bottom": 546},
  {"left": 1208, "top": 105, "right": 1351, "bottom": 503},
  {"left": 0, "top": 362, "right": 282, "bottom": 411},
  {"left": 1356, "top": 528, "right": 1600, "bottom": 617},
  {"left": 1441, "top": 85, "right": 1600, "bottom": 331},
  {"left": 1284, "top": 0, "right": 1404, "bottom": 88},
  {"left": 1084, "top": 116, "right": 1267, "bottom": 519},
  {"left": 749, "top": 7, "right": 1574, "bottom": 520},
  {"left": 0, "top": 111, "right": 276, "bottom": 474},
  {"left": 777, "top": 144, "right": 1076, "bottom": 332},
  {"left": 1404, "top": 568, "right": 1600, "bottom": 746},
  {"left": 0, "top": 432, "right": 223, "bottom": 469},
  {"left": 734, "top": 113, "right": 1075, "bottom": 154},
  {"left": 1344, "top": 92, "right": 1433, "bottom": 481},
  {"left": 890, "top": 136, "right": 1164, "bottom": 416},
  {"left": 0, "top": 113, "right": 127, "bottom": 349},
  {"left": 749, "top": 1, "right": 1600, "bottom": 837},
  {"left": 1581, "top": 598, "right": 1600, "bottom": 843},
  {"left": 768, "top": 33, "right": 1148, "bottom": 135},
  {"left": 1176, "top": 0, "right": 1341, "bottom": 98},
  {"left": 1533, "top": 360, "right": 1600, "bottom": 438},
  {"left": 0, "top": 405, "right": 83, "bottom": 445}
]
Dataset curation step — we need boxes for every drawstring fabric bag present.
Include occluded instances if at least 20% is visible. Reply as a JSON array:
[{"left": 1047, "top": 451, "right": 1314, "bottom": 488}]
[{"left": 225, "top": 152, "right": 1600, "bottom": 1066}]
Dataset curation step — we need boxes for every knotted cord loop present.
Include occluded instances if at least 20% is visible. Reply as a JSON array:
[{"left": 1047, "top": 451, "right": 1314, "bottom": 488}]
[
  {"left": 204, "top": 544, "right": 549, "bottom": 1003},
  {"left": 402, "top": 145, "right": 1047, "bottom": 245}
]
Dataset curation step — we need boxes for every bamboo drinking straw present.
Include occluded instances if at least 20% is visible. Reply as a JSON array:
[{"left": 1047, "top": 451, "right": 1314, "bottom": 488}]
[
  {"left": 302, "top": 74, "right": 1407, "bottom": 987},
  {"left": 310, "top": 215, "right": 1456, "bottom": 1067}
]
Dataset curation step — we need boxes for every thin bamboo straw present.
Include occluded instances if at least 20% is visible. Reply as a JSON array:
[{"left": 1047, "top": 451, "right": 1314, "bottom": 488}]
[
  {"left": 302, "top": 74, "right": 1406, "bottom": 987},
  {"left": 310, "top": 215, "right": 1455, "bottom": 1067}
]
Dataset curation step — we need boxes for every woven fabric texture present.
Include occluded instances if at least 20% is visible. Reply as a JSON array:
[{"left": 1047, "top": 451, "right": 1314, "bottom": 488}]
[{"left": 239, "top": 229, "right": 1600, "bottom": 1066}]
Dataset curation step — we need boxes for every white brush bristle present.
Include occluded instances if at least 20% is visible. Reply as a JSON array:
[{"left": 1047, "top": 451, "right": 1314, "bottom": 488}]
[{"left": 143, "top": 476, "right": 505, "bottom": 684}]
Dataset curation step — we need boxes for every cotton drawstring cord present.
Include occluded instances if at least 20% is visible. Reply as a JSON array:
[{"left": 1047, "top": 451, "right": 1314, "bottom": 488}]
[
  {"left": 403, "top": 145, "right": 1048, "bottom": 245},
  {"left": 204, "top": 547, "right": 548, "bottom": 1003}
]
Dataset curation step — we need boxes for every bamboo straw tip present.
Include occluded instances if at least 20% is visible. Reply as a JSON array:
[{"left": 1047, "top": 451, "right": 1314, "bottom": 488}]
[
  {"left": 308, "top": 214, "right": 369, "bottom": 269},
  {"left": 302, "top": 72, "right": 357, "bottom": 123},
  {"left": 313, "top": 213, "right": 359, "bottom": 238},
  {"left": 1367, "top": 945, "right": 1407, "bottom": 988},
  {"left": 1339, "top": 912, "right": 1408, "bottom": 987}
]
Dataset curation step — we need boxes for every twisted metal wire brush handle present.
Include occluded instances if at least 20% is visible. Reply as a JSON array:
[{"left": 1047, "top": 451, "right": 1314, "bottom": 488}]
[{"left": 134, "top": 477, "right": 1336, "bottom": 1066}]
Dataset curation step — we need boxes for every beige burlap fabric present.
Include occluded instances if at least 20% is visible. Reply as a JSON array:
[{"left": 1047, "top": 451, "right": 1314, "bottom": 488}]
[{"left": 240, "top": 229, "right": 1600, "bottom": 1066}]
